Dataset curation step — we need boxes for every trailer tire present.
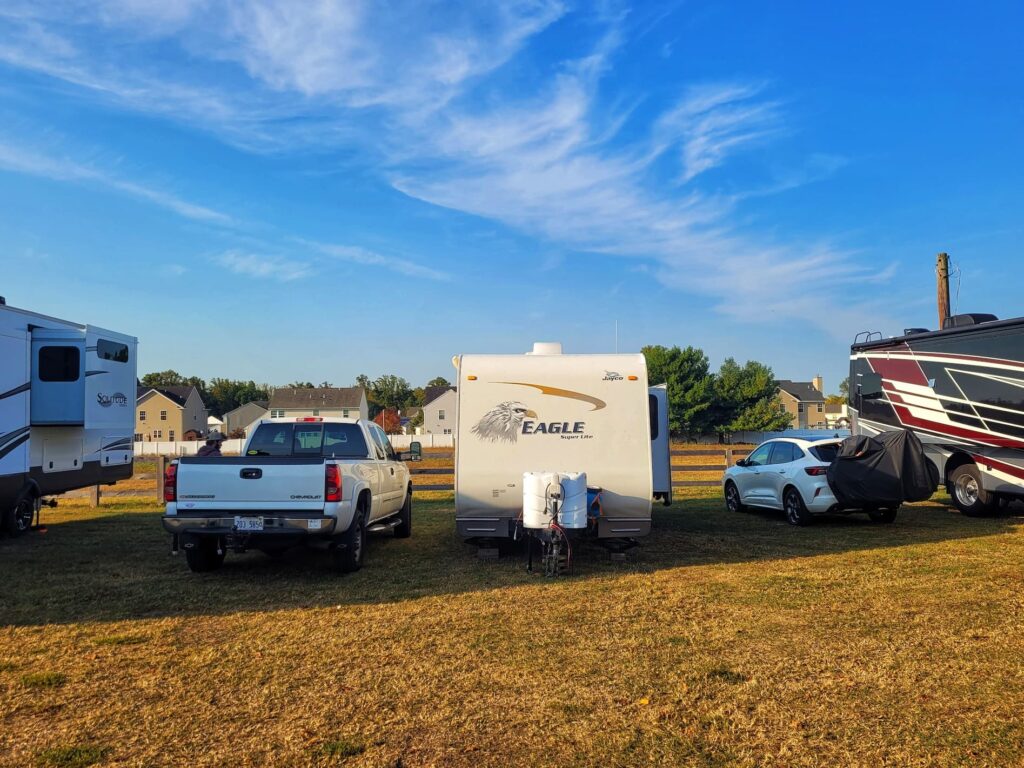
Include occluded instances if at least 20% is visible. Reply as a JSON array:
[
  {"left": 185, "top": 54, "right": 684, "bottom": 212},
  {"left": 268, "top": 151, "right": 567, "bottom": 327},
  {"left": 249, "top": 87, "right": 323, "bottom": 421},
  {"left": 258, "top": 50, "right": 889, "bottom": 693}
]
[
  {"left": 334, "top": 505, "right": 366, "bottom": 573},
  {"left": 185, "top": 538, "right": 225, "bottom": 572},
  {"left": 394, "top": 487, "right": 412, "bottom": 539},
  {"left": 950, "top": 464, "right": 997, "bottom": 517},
  {"left": 724, "top": 482, "right": 745, "bottom": 513},
  {"left": 784, "top": 487, "right": 812, "bottom": 526},
  {"left": 868, "top": 507, "right": 898, "bottom": 524},
  {"left": 2, "top": 490, "right": 36, "bottom": 537}
]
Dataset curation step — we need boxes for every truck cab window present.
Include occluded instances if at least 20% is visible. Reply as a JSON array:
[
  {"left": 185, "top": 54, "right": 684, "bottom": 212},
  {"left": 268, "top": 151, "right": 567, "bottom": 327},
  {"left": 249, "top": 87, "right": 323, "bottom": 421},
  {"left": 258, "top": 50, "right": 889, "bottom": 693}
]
[
  {"left": 368, "top": 427, "right": 388, "bottom": 460},
  {"left": 293, "top": 425, "right": 324, "bottom": 455},
  {"left": 247, "top": 424, "right": 293, "bottom": 456},
  {"left": 323, "top": 424, "right": 370, "bottom": 458},
  {"left": 39, "top": 346, "right": 80, "bottom": 382}
]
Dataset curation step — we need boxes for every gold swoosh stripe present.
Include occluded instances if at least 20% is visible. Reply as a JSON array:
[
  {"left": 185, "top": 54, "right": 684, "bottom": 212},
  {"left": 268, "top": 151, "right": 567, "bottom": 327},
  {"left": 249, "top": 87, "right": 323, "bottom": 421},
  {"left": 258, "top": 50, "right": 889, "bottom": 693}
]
[{"left": 495, "top": 382, "right": 607, "bottom": 411}]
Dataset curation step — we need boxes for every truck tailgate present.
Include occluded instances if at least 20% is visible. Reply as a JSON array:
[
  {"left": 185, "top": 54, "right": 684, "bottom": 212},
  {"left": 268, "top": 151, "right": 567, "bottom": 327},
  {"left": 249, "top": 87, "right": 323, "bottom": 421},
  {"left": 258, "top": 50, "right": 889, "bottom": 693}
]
[{"left": 175, "top": 457, "right": 327, "bottom": 512}]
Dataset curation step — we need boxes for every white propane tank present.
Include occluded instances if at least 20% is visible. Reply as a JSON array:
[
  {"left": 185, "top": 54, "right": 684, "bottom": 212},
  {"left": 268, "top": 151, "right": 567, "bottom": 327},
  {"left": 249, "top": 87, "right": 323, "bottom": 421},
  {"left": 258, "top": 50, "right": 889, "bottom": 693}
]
[
  {"left": 522, "top": 471, "right": 589, "bottom": 529},
  {"left": 558, "top": 471, "right": 588, "bottom": 529},
  {"left": 523, "top": 471, "right": 559, "bottom": 528}
]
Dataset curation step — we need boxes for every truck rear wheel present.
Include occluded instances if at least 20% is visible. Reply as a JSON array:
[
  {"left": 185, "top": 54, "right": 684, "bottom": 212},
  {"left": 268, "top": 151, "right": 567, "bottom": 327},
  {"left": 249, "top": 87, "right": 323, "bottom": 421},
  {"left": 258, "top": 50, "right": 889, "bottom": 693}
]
[
  {"left": 950, "top": 464, "right": 997, "bottom": 517},
  {"left": 185, "top": 539, "right": 225, "bottom": 572},
  {"left": 333, "top": 508, "right": 366, "bottom": 573},
  {"left": 394, "top": 488, "right": 412, "bottom": 539}
]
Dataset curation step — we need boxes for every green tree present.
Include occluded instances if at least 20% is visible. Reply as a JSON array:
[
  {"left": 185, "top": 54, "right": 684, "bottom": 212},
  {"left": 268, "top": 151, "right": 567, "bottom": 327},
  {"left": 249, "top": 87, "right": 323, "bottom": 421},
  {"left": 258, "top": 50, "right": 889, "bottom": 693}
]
[
  {"left": 287, "top": 381, "right": 314, "bottom": 389},
  {"left": 838, "top": 377, "right": 850, "bottom": 398},
  {"left": 372, "top": 374, "right": 412, "bottom": 412},
  {"left": 426, "top": 376, "right": 451, "bottom": 388},
  {"left": 642, "top": 345, "right": 716, "bottom": 437},
  {"left": 712, "top": 358, "right": 792, "bottom": 434},
  {"left": 140, "top": 371, "right": 208, "bottom": 409},
  {"left": 206, "top": 378, "right": 272, "bottom": 417}
]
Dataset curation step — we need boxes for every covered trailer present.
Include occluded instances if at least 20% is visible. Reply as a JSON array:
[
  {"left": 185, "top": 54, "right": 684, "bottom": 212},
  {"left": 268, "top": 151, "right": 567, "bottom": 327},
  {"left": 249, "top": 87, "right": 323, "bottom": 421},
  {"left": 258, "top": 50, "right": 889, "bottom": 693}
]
[
  {"left": 0, "top": 297, "right": 137, "bottom": 535},
  {"left": 453, "top": 343, "right": 661, "bottom": 540}
]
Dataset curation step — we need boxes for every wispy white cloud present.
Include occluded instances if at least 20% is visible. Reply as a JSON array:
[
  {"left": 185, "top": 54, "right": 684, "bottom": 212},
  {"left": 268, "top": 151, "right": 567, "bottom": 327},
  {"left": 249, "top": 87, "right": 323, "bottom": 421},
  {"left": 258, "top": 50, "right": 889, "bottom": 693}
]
[
  {"left": 0, "top": 135, "right": 231, "bottom": 223},
  {"left": 0, "top": 2, "right": 871, "bottom": 333},
  {"left": 308, "top": 241, "right": 450, "bottom": 281},
  {"left": 218, "top": 250, "right": 311, "bottom": 281}
]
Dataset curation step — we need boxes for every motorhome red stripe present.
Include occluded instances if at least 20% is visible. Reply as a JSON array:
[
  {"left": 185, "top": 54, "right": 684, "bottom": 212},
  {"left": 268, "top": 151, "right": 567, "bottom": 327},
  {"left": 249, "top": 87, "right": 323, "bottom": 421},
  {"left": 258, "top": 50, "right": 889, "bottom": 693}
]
[
  {"left": 877, "top": 350, "right": 1024, "bottom": 371},
  {"left": 890, "top": 404, "right": 1024, "bottom": 448},
  {"left": 870, "top": 356, "right": 929, "bottom": 386},
  {"left": 970, "top": 454, "right": 1024, "bottom": 481}
]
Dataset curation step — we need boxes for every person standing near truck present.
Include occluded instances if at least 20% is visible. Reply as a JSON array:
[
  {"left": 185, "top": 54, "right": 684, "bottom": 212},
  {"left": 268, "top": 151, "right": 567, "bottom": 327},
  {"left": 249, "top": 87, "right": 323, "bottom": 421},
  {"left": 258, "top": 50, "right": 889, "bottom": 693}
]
[{"left": 197, "top": 431, "right": 225, "bottom": 457}]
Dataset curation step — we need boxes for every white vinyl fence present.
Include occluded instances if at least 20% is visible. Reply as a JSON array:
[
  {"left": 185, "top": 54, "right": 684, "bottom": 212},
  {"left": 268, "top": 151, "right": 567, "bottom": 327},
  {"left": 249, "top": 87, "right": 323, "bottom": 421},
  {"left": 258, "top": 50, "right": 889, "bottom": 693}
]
[{"left": 134, "top": 433, "right": 454, "bottom": 457}]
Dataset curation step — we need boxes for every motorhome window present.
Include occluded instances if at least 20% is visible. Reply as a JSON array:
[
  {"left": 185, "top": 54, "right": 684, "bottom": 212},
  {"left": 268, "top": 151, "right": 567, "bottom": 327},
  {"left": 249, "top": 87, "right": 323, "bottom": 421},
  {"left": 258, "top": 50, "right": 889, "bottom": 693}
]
[
  {"left": 293, "top": 425, "right": 324, "bottom": 455},
  {"left": 247, "top": 424, "right": 294, "bottom": 456},
  {"left": 809, "top": 443, "right": 839, "bottom": 463},
  {"left": 858, "top": 372, "right": 884, "bottom": 399},
  {"left": 38, "top": 346, "right": 80, "bottom": 382},
  {"left": 746, "top": 443, "right": 772, "bottom": 467},
  {"left": 323, "top": 423, "right": 370, "bottom": 458},
  {"left": 97, "top": 339, "right": 129, "bottom": 363},
  {"left": 648, "top": 395, "right": 659, "bottom": 440}
]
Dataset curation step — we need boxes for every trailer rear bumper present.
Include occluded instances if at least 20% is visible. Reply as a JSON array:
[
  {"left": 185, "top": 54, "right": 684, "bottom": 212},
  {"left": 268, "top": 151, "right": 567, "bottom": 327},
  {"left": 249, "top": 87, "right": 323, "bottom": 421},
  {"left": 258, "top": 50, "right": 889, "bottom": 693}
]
[{"left": 455, "top": 515, "right": 652, "bottom": 539}]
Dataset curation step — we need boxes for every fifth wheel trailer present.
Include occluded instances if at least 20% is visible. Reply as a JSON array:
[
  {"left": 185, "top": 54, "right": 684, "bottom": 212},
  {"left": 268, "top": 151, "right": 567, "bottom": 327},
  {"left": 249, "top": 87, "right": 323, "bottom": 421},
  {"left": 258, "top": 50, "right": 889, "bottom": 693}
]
[
  {"left": 850, "top": 312, "right": 1024, "bottom": 516},
  {"left": 453, "top": 342, "right": 665, "bottom": 540},
  {"left": 0, "top": 298, "right": 137, "bottom": 534}
]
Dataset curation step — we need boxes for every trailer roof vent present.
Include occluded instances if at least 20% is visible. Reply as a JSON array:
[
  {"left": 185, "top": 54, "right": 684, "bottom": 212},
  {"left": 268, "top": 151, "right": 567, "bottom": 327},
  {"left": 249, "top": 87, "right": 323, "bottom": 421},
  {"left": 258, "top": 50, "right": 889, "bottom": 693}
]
[
  {"left": 527, "top": 342, "right": 563, "bottom": 355},
  {"left": 904, "top": 327, "right": 930, "bottom": 336},
  {"left": 942, "top": 313, "right": 999, "bottom": 329}
]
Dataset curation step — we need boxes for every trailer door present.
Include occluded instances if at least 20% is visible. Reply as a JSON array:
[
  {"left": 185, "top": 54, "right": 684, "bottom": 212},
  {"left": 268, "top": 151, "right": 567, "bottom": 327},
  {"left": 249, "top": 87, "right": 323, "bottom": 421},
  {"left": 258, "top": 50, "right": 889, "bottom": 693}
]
[
  {"left": 30, "top": 329, "right": 86, "bottom": 425},
  {"left": 0, "top": 324, "right": 30, "bottom": 496}
]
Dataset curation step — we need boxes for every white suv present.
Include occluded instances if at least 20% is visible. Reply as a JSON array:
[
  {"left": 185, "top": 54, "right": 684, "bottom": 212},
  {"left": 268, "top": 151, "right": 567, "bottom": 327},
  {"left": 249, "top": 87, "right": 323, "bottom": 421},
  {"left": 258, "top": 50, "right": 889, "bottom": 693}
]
[{"left": 722, "top": 438, "right": 898, "bottom": 525}]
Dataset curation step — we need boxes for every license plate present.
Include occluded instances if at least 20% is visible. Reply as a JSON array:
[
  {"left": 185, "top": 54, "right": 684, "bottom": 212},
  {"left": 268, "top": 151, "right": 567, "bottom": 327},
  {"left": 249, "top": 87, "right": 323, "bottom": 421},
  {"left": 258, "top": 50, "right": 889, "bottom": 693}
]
[{"left": 234, "top": 516, "right": 264, "bottom": 532}]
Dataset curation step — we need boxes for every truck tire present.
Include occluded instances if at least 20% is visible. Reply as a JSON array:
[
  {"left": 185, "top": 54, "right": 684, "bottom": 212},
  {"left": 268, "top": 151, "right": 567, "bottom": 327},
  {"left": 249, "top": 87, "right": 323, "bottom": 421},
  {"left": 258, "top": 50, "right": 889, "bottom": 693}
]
[
  {"left": 2, "top": 491, "right": 36, "bottom": 537},
  {"left": 394, "top": 488, "right": 412, "bottom": 539},
  {"left": 185, "top": 539, "right": 225, "bottom": 572},
  {"left": 334, "top": 507, "right": 366, "bottom": 573},
  {"left": 950, "top": 464, "right": 997, "bottom": 517},
  {"left": 784, "top": 487, "right": 812, "bottom": 526}
]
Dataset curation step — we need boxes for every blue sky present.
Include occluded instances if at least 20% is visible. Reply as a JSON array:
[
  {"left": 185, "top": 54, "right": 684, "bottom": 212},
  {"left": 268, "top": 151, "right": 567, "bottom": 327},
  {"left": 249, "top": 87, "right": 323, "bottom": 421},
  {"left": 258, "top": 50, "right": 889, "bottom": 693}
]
[{"left": 0, "top": 1, "right": 1021, "bottom": 395}]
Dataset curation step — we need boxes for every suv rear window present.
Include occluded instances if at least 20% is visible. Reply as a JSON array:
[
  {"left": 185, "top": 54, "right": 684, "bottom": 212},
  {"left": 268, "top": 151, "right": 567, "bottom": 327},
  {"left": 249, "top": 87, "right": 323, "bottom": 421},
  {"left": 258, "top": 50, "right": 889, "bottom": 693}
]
[
  {"left": 809, "top": 443, "right": 840, "bottom": 463},
  {"left": 246, "top": 423, "right": 370, "bottom": 458}
]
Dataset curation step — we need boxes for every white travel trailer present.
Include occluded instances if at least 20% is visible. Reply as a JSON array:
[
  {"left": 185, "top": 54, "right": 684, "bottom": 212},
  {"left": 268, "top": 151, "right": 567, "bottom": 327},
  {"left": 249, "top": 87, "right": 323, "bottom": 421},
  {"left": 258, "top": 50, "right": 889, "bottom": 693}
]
[
  {"left": 0, "top": 298, "right": 137, "bottom": 534},
  {"left": 453, "top": 342, "right": 666, "bottom": 540}
]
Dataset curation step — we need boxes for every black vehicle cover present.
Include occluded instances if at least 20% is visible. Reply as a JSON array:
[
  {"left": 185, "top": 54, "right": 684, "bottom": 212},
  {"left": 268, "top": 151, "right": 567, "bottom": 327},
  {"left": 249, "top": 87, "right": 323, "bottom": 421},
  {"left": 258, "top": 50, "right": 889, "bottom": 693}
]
[{"left": 826, "top": 429, "right": 939, "bottom": 506}]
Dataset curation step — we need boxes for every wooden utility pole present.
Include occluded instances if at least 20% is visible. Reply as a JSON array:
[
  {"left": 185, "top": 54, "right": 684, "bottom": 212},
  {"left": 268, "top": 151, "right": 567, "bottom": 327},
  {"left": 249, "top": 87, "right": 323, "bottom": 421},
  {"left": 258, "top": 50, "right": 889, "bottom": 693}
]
[{"left": 936, "top": 252, "right": 951, "bottom": 328}]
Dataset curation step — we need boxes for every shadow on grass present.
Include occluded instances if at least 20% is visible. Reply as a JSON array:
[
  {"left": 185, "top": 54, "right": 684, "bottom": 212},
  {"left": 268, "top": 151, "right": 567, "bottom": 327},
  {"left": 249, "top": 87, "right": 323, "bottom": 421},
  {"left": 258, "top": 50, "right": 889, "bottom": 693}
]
[{"left": 1, "top": 495, "right": 1021, "bottom": 626}]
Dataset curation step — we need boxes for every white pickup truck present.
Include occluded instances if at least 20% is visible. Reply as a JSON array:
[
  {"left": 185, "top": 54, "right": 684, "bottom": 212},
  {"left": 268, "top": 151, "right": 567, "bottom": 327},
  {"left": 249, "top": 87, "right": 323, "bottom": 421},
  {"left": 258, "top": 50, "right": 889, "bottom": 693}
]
[{"left": 161, "top": 418, "right": 416, "bottom": 573}]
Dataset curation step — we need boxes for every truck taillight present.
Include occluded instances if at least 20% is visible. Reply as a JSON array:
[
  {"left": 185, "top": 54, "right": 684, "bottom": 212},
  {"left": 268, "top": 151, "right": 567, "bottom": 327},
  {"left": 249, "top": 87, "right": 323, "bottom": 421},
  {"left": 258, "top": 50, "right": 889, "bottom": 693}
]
[
  {"left": 164, "top": 463, "right": 178, "bottom": 502},
  {"left": 804, "top": 466, "right": 829, "bottom": 476},
  {"left": 325, "top": 464, "right": 342, "bottom": 502}
]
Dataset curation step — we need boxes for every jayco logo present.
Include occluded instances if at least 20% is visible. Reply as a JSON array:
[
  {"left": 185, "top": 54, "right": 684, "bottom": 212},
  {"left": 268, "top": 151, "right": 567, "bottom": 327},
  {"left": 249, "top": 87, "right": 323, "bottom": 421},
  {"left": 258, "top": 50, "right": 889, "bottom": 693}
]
[
  {"left": 97, "top": 392, "right": 128, "bottom": 408},
  {"left": 602, "top": 371, "right": 623, "bottom": 381}
]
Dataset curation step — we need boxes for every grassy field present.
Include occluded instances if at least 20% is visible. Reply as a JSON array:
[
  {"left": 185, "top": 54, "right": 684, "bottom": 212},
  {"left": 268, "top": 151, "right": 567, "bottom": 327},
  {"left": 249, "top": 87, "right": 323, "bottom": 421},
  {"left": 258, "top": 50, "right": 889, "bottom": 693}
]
[{"left": 2, "top": 491, "right": 1023, "bottom": 767}]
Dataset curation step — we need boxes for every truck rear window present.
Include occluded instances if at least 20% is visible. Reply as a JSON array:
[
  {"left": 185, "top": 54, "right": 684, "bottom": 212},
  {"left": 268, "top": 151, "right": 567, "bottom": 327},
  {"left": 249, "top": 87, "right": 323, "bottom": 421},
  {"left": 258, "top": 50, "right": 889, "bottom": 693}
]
[{"left": 246, "top": 423, "right": 370, "bottom": 458}]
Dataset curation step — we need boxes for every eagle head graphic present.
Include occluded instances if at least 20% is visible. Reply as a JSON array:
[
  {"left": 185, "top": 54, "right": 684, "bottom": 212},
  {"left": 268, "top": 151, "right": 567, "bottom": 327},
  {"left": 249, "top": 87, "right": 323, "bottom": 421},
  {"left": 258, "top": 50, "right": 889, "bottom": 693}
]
[{"left": 472, "top": 401, "right": 538, "bottom": 443}]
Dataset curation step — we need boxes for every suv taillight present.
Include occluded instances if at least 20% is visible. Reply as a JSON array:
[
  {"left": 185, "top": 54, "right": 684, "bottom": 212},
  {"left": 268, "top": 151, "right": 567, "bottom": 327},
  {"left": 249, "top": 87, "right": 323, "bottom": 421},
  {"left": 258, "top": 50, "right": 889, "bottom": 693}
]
[
  {"left": 164, "top": 463, "right": 178, "bottom": 502},
  {"left": 325, "top": 464, "right": 342, "bottom": 502},
  {"left": 804, "top": 466, "right": 828, "bottom": 476}
]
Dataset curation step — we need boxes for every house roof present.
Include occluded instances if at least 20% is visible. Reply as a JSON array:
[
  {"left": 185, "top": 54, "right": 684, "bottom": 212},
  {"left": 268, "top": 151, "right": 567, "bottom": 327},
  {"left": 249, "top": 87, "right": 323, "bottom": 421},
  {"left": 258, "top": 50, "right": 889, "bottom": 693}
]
[
  {"left": 136, "top": 385, "right": 197, "bottom": 408},
  {"left": 777, "top": 380, "right": 825, "bottom": 403},
  {"left": 223, "top": 400, "right": 269, "bottom": 418},
  {"left": 423, "top": 385, "right": 456, "bottom": 406},
  {"left": 269, "top": 387, "right": 364, "bottom": 410}
]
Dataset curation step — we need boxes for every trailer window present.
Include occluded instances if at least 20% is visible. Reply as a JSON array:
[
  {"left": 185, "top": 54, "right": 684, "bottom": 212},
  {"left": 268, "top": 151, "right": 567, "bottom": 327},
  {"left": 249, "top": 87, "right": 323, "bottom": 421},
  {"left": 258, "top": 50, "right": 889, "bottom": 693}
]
[
  {"left": 323, "top": 424, "right": 370, "bottom": 458},
  {"left": 38, "top": 346, "right": 80, "bottom": 382},
  {"left": 648, "top": 394, "right": 659, "bottom": 441},
  {"left": 97, "top": 339, "right": 130, "bottom": 363}
]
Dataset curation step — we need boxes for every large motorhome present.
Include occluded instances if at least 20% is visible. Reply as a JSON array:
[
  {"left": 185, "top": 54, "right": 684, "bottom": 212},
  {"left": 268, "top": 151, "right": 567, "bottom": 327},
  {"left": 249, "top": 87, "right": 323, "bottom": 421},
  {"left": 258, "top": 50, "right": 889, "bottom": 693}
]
[
  {"left": 0, "top": 298, "right": 137, "bottom": 534},
  {"left": 849, "top": 312, "right": 1024, "bottom": 516},
  {"left": 452, "top": 342, "right": 667, "bottom": 541}
]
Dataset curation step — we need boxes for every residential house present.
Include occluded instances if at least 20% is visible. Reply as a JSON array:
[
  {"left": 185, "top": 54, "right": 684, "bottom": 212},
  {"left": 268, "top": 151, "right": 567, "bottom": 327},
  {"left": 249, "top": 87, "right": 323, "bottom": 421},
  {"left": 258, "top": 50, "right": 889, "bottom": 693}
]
[
  {"left": 136, "top": 385, "right": 208, "bottom": 442},
  {"left": 777, "top": 377, "right": 827, "bottom": 429},
  {"left": 207, "top": 414, "right": 225, "bottom": 433},
  {"left": 401, "top": 406, "right": 423, "bottom": 435},
  {"left": 421, "top": 385, "right": 456, "bottom": 435},
  {"left": 267, "top": 387, "right": 368, "bottom": 420},
  {"left": 222, "top": 400, "right": 269, "bottom": 437},
  {"left": 825, "top": 402, "right": 850, "bottom": 429}
]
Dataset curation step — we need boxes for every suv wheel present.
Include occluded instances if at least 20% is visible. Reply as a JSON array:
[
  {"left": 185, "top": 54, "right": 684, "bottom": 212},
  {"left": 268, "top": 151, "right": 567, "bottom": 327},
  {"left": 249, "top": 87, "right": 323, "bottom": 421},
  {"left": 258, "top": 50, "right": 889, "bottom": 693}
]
[
  {"left": 950, "top": 464, "right": 996, "bottom": 517},
  {"left": 784, "top": 487, "right": 812, "bottom": 526},
  {"left": 724, "top": 482, "right": 744, "bottom": 513},
  {"left": 334, "top": 507, "right": 366, "bottom": 573},
  {"left": 394, "top": 488, "right": 412, "bottom": 539}
]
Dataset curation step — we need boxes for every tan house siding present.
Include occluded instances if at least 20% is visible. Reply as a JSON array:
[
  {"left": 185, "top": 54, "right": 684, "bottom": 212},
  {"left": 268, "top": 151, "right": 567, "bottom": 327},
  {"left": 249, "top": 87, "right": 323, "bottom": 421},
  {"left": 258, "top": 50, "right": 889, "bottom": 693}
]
[
  {"left": 778, "top": 389, "right": 826, "bottom": 429},
  {"left": 135, "top": 388, "right": 207, "bottom": 441},
  {"left": 223, "top": 401, "right": 269, "bottom": 436}
]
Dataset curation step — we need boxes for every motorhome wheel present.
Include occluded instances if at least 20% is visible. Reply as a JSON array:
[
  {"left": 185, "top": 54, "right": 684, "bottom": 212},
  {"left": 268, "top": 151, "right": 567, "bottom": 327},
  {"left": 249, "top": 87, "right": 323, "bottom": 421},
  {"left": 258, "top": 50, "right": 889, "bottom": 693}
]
[{"left": 950, "top": 465, "right": 997, "bottom": 517}]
